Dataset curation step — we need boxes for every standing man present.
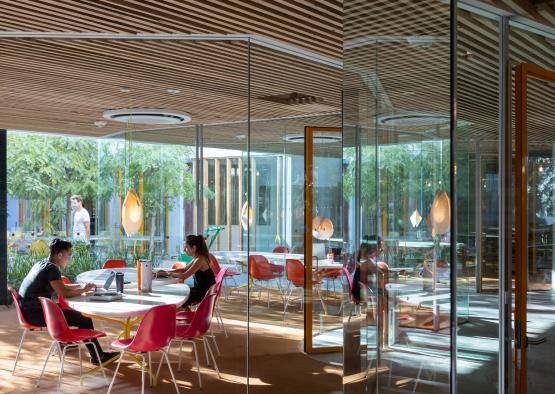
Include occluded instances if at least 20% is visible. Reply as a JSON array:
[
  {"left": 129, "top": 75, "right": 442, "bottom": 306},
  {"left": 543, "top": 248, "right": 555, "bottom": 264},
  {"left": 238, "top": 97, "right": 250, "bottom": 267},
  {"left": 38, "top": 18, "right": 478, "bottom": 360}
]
[{"left": 71, "top": 195, "right": 90, "bottom": 246}]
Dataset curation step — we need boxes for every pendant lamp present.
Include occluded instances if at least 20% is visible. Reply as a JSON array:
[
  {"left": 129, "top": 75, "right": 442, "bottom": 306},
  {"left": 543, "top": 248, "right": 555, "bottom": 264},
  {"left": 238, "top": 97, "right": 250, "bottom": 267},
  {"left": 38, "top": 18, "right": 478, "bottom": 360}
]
[
  {"left": 240, "top": 201, "right": 253, "bottom": 231},
  {"left": 410, "top": 209, "right": 423, "bottom": 228},
  {"left": 121, "top": 188, "right": 143, "bottom": 236},
  {"left": 312, "top": 216, "right": 334, "bottom": 240},
  {"left": 428, "top": 190, "right": 450, "bottom": 237}
]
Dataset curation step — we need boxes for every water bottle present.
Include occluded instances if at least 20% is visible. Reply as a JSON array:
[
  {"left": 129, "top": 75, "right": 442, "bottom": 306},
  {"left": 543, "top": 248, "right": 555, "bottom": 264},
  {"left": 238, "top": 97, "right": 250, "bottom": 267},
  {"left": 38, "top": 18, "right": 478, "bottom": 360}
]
[
  {"left": 139, "top": 260, "right": 152, "bottom": 292},
  {"left": 116, "top": 272, "right": 124, "bottom": 293}
]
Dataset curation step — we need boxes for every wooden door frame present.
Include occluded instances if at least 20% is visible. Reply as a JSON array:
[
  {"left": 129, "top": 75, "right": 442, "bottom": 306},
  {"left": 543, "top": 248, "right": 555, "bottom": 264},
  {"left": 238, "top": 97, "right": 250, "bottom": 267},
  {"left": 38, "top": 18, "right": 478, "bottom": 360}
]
[
  {"left": 513, "top": 63, "right": 555, "bottom": 393},
  {"left": 304, "top": 126, "right": 342, "bottom": 354}
]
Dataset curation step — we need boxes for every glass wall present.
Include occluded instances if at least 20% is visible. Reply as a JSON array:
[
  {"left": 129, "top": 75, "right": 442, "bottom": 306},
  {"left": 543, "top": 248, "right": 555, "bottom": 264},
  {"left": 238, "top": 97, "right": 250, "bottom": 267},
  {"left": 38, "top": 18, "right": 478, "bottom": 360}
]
[
  {"left": 344, "top": 0, "right": 453, "bottom": 392},
  {"left": 456, "top": 9, "right": 501, "bottom": 394}
]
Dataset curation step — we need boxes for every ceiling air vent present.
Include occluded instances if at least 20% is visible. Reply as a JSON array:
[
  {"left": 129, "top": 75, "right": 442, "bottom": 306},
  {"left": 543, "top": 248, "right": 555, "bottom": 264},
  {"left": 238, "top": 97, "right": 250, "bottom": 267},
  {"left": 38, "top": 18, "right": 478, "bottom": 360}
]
[
  {"left": 284, "top": 133, "right": 341, "bottom": 143},
  {"left": 103, "top": 108, "right": 192, "bottom": 125},
  {"left": 258, "top": 92, "right": 323, "bottom": 105}
]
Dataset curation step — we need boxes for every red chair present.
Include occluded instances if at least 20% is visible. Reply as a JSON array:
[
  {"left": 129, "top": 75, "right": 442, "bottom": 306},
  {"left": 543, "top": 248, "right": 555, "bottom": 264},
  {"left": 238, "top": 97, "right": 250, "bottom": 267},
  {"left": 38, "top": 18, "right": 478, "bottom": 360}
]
[
  {"left": 249, "top": 255, "right": 284, "bottom": 307},
  {"left": 170, "top": 285, "right": 220, "bottom": 389},
  {"left": 108, "top": 304, "right": 179, "bottom": 394},
  {"left": 37, "top": 297, "right": 108, "bottom": 390},
  {"left": 209, "top": 253, "right": 240, "bottom": 297},
  {"left": 272, "top": 246, "right": 289, "bottom": 253},
  {"left": 8, "top": 287, "right": 47, "bottom": 375},
  {"left": 284, "top": 259, "right": 304, "bottom": 315},
  {"left": 283, "top": 259, "right": 326, "bottom": 316},
  {"left": 102, "top": 259, "right": 126, "bottom": 269}
]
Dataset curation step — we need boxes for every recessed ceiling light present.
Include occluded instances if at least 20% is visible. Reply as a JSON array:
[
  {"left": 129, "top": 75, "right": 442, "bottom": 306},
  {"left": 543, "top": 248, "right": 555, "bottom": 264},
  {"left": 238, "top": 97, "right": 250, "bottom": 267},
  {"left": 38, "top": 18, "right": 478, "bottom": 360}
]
[
  {"left": 377, "top": 113, "right": 450, "bottom": 127},
  {"left": 167, "top": 89, "right": 181, "bottom": 94},
  {"left": 119, "top": 87, "right": 131, "bottom": 93},
  {"left": 94, "top": 120, "right": 107, "bottom": 128},
  {"left": 235, "top": 134, "right": 246, "bottom": 140},
  {"left": 283, "top": 133, "right": 341, "bottom": 143},
  {"left": 103, "top": 108, "right": 192, "bottom": 125}
]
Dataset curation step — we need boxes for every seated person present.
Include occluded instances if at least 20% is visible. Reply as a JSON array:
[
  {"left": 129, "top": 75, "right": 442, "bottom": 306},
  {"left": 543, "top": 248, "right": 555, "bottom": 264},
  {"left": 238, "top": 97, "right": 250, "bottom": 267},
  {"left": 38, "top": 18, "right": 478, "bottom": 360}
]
[
  {"left": 157, "top": 234, "right": 216, "bottom": 307},
  {"left": 18, "top": 238, "right": 118, "bottom": 365},
  {"left": 352, "top": 235, "right": 388, "bottom": 302}
]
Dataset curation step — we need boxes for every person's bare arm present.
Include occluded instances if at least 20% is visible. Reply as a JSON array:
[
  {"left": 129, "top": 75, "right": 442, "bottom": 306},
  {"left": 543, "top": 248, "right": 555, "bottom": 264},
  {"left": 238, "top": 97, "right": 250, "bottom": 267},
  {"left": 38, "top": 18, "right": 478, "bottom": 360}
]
[
  {"left": 171, "top": 259, "right": 203, "bottom": 281},
  {"left": 50, "top": 280, "right": 96, "bottom": 298}
]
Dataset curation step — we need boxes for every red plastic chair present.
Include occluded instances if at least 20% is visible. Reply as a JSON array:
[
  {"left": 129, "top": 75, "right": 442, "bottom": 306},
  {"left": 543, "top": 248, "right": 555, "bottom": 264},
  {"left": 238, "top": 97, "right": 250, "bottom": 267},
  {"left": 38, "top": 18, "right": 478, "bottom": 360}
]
[
  {"left": 284, "top": 259, "right": 304, "bottom": 315},
  {"left": 249, "top": 255, "right": 284, "bottom": 307},
  {"left": 102, "top": 259, "right": 126, "bottom": 269},
  {"left": 170, "top": 285, "right": 220, "bottom": 389},
  {"left": 8, "top": 287, "right": 46, "bottom": 375},
  {"left": 108, "top": 304, "right": 178, "bottom": 394},
  {"left": 272, "top": 246, "right": 289, "bottom": 253},
  {"left": 37, "top": 297, "right": 108, "bottom": 390}
]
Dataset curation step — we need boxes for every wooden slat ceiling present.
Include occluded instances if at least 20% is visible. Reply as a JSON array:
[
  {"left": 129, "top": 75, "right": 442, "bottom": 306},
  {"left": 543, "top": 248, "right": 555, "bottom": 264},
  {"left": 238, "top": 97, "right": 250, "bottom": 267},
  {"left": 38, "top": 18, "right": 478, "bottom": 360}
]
[
  {"left": 0, "top": 0, "right": 554, "bottom": 151},
  {"left": 0, "top": 0, "right": 343, "bottom": 141},
  {"left": 343, "top": 0, "right": 555, "bottom": 152}
]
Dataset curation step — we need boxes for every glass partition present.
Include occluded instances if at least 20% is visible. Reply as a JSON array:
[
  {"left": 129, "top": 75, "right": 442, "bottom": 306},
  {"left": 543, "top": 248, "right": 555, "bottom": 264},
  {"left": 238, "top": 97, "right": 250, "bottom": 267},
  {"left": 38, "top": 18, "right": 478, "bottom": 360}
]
[{"left": 344, "top": 0, "right": 454, "bottom": 392}]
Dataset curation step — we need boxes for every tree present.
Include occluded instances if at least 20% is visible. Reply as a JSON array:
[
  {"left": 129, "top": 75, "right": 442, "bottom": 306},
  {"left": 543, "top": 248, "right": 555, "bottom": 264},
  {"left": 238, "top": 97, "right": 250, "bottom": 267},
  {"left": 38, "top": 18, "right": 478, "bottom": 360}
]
[{"left": 7, "top": 132, "right": 97, "bottom": 235}]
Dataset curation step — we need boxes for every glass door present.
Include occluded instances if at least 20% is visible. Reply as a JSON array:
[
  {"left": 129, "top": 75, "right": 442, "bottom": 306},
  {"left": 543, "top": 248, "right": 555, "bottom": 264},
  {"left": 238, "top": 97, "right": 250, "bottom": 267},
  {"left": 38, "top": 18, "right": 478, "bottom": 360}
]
[
  {"left": 304, "top": 126, "right": 343, "bottom": 353},
  {"left": 513, "top": 63, "right": 555, "bottom": 394}
]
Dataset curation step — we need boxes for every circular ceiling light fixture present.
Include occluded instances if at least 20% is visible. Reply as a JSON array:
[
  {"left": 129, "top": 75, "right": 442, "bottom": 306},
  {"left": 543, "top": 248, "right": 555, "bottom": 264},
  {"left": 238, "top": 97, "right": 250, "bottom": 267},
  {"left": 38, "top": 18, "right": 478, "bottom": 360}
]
[
  {"left": 283, "top": 133, "right": 342, "bottom": 144},
  {"left": 377, "top": 112, "right": 450, "bottom": 127},
  {"left": 102, "top": 108, "right": 192, "bottom": 125}
]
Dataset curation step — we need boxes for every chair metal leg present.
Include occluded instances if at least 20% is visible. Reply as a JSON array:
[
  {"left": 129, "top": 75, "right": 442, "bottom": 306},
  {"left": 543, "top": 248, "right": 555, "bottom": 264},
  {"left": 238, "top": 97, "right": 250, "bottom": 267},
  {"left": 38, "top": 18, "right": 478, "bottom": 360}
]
[
  {"left": 12, "top": 329, "right": 27, "bottom": 375},
  {"left": 204, "top": 337, "right": 220, "bottom": 378},
  {"left": 191, "top": 340, "right": 202, "bottom": 388},
  {"left": 203, "top": 336, "right": 210, "bottom": 365},
  {"left": 107, "top": 351, "right": 125, "bottom": 394},
  {"left": 57, "top": 343, "right": 67, "bottom": 392},
  {"left": 36, "top": 341, "right": 56, "bottom": 387},
  {"left": 178, "top": 341, "right": 183, "bottom": 371},
  {"left": 90, "top": 339, "right": 108, "bottom": 384},
  {"left": 78, "top": 343, "right": 83, "bottom": 385},
  {"left": 208, "top": 328, "right": 221, "bottom": 356},
  {"left": 148, "top": 352, "right": 153, "bottom": 387},
  {"left": 162, "top": 351, "right": 180, "bottom": 394},
  {"left": 141, "top": 355, "right": 145, "bottom": 394}
]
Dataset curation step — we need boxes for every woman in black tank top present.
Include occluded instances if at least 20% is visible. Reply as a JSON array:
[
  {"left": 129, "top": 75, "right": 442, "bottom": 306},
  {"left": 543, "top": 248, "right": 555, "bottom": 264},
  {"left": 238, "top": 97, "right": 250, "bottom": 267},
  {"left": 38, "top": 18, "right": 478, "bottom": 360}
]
[{"left": 158, "top": 234, "right": 215, "bottom": 306}]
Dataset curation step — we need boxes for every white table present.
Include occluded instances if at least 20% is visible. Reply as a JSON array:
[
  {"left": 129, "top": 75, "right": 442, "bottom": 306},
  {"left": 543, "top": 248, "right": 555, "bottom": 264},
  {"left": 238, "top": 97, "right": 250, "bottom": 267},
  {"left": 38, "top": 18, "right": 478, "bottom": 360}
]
[{"left": 76, "top": 268, "right": 177, "bottom": 289}]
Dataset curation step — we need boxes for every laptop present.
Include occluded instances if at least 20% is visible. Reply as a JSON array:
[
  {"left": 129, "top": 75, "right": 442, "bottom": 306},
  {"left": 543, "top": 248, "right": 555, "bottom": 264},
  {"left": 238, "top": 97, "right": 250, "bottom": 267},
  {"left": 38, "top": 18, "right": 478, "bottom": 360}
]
[{"left": 89, "top": 271, "right": 123, "bottom": 301}]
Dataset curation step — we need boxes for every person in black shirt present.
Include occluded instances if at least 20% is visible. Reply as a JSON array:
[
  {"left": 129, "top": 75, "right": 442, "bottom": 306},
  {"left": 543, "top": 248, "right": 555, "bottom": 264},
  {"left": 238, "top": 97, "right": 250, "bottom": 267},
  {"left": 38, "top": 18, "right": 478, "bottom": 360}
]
[
  {"left": 157, "top": 234, "right": 216, "bottom": 307},
  {"left": 18, "top": 238, "right": 118, "bottom": 365}
]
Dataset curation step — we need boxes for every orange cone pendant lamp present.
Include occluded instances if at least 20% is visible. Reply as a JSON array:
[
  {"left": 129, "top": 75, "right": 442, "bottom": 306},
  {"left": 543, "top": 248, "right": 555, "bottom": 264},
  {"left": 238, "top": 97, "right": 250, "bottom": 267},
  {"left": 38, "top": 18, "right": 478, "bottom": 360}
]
[{"left": 121, "top": 188, "right": 143, "bottom": 236}]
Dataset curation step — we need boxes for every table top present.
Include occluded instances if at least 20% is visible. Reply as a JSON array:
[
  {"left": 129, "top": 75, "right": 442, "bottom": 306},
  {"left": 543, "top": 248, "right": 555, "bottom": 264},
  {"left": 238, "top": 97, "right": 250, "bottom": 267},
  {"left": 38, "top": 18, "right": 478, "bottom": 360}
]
[
  {"left": 76, "top": 268, "right": 177, "bottom": 289},
  {"left": 66, "top": 283, "right": 190, "bottom": 318}
]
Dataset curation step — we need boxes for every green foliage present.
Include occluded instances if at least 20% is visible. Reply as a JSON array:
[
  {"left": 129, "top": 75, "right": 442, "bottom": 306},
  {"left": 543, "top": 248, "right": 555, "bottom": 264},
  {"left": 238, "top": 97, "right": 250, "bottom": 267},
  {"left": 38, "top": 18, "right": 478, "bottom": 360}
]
[
  {"left": 7, "top": 253, "right": 36, "bottom": 289},
  {"left": 7, "top": 132, "right": 97, "bottom": 234},
  {"left": 61, "top": 241, "right": 100, "bottom": 282}
]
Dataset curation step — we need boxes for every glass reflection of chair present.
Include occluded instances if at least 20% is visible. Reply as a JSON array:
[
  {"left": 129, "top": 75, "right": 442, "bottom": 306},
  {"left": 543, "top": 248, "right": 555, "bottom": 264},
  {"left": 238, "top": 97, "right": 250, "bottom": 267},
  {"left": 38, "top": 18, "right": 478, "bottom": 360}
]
[
  {"left": 284, "top": 259, "right": 327, "bottom": 318},
  {"left": 249, "top": 254, "right": 284, "bottom": 307}
]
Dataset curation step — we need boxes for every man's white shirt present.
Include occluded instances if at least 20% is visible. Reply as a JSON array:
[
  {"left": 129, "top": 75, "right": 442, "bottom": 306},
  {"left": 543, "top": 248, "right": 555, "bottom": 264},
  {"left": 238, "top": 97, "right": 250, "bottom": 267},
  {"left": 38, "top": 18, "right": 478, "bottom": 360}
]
[{"left": 73, "top": 208, "right": 90, "bottom": 242}]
